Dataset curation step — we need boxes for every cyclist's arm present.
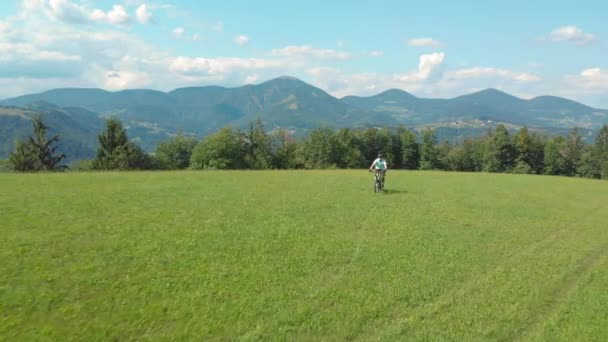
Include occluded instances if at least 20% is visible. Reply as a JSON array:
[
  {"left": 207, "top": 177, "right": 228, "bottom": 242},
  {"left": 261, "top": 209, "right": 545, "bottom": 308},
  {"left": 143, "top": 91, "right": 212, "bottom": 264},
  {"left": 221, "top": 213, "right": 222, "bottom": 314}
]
[{"left": 369, "top": 159, "right": 378, "bottom": 170}]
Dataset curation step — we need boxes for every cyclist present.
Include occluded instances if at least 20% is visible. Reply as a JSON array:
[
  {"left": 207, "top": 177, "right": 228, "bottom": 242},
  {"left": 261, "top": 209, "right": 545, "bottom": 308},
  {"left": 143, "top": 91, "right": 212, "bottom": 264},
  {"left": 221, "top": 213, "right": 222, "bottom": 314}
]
[{"left": 369, "top": 153, "right": 388, "bottom": 187}]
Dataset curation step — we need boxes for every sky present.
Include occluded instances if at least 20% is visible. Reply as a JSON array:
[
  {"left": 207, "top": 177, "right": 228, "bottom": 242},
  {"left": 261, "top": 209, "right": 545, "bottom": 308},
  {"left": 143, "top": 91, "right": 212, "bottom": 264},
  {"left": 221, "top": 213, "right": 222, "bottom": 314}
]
[{"left": 1, "top": 0, "right": 607, "bottom": 107}]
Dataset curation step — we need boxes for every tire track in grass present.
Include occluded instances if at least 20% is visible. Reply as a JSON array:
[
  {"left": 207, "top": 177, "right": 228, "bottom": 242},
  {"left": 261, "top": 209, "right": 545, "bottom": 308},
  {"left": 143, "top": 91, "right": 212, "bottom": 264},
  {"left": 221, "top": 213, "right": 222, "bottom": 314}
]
[
  {"left": 514, "top": 245, "right": 608, "bottom": 341},
  {"left": 354, "top": 225, "right": 574, "bottom": 341},
  {"left": 356, "top": 203, "right": 606, "bottom": 341}
]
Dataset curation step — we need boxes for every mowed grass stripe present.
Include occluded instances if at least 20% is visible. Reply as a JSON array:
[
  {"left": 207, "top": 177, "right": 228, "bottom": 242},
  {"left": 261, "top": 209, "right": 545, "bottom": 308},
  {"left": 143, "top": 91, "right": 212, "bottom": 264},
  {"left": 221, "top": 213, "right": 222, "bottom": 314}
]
[
  {"left": 1, "top": 171, "right": 607, "bottom": 340},
  {"left": 374, "top": 202, "right": 608, "bottom": 341}
]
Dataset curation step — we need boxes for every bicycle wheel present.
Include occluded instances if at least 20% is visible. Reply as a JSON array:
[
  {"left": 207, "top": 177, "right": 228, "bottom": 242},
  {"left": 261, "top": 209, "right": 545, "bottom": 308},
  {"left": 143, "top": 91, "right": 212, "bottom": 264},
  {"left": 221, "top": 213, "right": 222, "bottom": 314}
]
[{"left": 373, "top": 178, "right": 379, "bottom": 193}]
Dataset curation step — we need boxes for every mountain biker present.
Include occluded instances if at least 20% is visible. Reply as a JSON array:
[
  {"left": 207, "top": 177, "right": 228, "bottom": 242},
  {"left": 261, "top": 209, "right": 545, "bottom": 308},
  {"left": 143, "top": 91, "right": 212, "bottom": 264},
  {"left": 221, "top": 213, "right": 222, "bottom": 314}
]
[{"left": 369, "top": 153, "right": 388, "bottom": 185}]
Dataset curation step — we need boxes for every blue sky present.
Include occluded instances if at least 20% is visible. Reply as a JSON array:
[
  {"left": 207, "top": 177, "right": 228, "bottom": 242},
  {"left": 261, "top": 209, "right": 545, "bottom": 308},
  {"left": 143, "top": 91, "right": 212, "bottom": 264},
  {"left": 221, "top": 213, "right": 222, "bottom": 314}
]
[{"left": 1, "top": 0, "right": 607, "bottom": 107}]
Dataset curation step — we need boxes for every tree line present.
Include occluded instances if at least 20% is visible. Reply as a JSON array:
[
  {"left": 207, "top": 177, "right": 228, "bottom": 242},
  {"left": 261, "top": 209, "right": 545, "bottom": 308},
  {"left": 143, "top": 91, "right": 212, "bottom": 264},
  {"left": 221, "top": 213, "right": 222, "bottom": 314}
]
[{"left": 5, "top": 115, "right": 608, "bottom": 179}]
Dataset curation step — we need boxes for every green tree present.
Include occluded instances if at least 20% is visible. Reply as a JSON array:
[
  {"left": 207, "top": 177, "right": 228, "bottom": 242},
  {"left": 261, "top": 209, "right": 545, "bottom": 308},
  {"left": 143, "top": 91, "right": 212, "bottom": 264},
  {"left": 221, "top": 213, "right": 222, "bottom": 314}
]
[
  {"left": 244, "top": 119, "right": 273, "bottom": 169},
  {"left": 493, "top": 124, "right": 516, "bottom": 172},
  {"left": 8, "top": 140, "right": 35, "bottom": 172},
  {"left": 593, "top": 125, "right": 608, "bottom": 179},
  {"left": 336, "top": 128, "right": 366, "bottom": 168},
  {"left": 376, "top": 128, "right": 395, "bottom": 166},
  {"left": 445, "top": 139, "right": 475, "bottom": 171},
  {"left": 8, "top": 115, "right": 65, "bottom": 172},
  {"left": 302, "top": 127, "right": 344, "bottom": 168},
  {"left": 577, "top": 148, "right": 601, "bottom": 179},
  {"left": 93, "top": 118, "right": 151, "bottom": 170},
  {"left": 360, "top": 128, "right": 379, "bottom": 162},
  {"left": 515, "top": 127, "right": 532, "bottom": 168},
  {"left": 513, "top": 127, "right": 545, "bottom": 174},
  {"left": 270, "top": 129, "right": 300, "bottom": 169},
  {"left": 388, "top": 127, "right": 404, "bottom": 168},
  {"left": 190, "top": 127, "right": 246, "bottom": 169},
  {"left": 400, "top": 129, "right": 420, "bottom": 169},
  {"left": 544, "top": 137, "right": 567, "bottom": 176},
  {"left": 576, "top": 126, "right": 608, "bottom": 179},
  {"left": 437, "top": 141, "right": 452, "bottom": 170},
  {"left": 563, "top": 128, "right": 586, "bottom": 176},
  {"left": 527, "top": 133, "right": 546, "bottom": 174},
  {"left": 481, "top": 135, "right": 500, "bottom": 172},
  {"left": 155, "top": 132, "right": 197, "bottom": 169},
  {"left": 0, "top": 159, "right": 10, "bottom": 172},
  {"left": 419, "top": 129, "right": 441, "bottom": 170},
  {"left": 470, "top": 136, "right": 486, "bottom": 171}
]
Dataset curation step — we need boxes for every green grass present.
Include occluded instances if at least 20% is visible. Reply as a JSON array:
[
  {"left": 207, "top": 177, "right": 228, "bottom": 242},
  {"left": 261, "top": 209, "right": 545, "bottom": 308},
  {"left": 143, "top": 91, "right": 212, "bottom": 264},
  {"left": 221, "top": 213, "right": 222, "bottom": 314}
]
[{"left": 1, "top": 170, "right": 607, "bottom": 341}]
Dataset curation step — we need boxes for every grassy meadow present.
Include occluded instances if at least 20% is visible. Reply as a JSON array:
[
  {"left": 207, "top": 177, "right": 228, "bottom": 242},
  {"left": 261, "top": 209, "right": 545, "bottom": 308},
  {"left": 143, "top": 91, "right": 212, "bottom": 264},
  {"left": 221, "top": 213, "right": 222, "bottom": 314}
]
[{"left": 1, "top": 170, "right": 607, "bottom": 340}]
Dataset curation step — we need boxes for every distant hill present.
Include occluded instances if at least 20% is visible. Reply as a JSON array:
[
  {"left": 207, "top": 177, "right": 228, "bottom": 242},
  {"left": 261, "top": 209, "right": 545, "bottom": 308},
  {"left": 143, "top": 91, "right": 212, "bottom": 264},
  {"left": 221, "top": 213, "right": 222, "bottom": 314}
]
[
  {"left": 0, "top": 103, "right": 103, "bottom": 162},
  {"left": 343, "top": 87, "right": 607, "bottom": 128},
  {"left": 3, "top": 76, "right": 349, "bottom": 133},
  {"left": 1, "top": 76, "right": 607, "bottom": 160},
  {"left": 0, "top": 102, "right": 173, "bottom": 162}
]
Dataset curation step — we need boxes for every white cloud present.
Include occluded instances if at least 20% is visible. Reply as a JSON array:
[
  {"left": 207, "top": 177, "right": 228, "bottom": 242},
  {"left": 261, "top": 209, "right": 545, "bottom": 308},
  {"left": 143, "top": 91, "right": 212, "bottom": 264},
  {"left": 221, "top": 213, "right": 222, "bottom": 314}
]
[
  {"left": 235, "top": 35, "right": 249, "bottom": 46},
  {"left": 172, "top": 27, "right": 200, "bottom": 41},
  {"left": 172, "top": 27, "right": 184, "bottom": 38},
  {"left": 90, "top": 9, "right": 106, "bottom": 22},
  {"left": 106, "top": 5, "right": 130, "bottom": 25},
  {"left": 548, "top": 26, "right": 597, "bottom": 45},
  {"left": 135, "top": 4, "right": 152, "bottom": 24},
  {"left": 448, "top": 67, "right": 541, "bottom": 82},
  {"left": 0, "top": 39, "right": 83, "bottom": 78},
  {"left": 47, "top": 0, "right": 90, "bottom": 24},
  {"left": 23, "top": 0, "right": 134, "bottom": 27},
  {"left": 244, "top": 75, "right": 259, "bottom": 84},
  {"left": 408, "top": 38, "right": 442, "bottom": 47},
  {"left": 104, "top": 70, "right": 151, "bottom": 90},
  {"left": 4, "top": 3, "right": 607, "bottom": 107},
  {"left": 370, "top": 50, "right": 384, "bottom": 57},
  {"left": 169, "top": 56, "right": 284, "bottom": 77},
  {"left": 307, "top": 67, "right": 398, "bottom": 98},
  {"left": 395, "top": 52, "right": 445, "bottom": 82},
  {"left": 567, "top": 68, "right": 608, "bottom": 92},
  {"left": 271, "top": 45, "right": 351, "bottom": 60}
]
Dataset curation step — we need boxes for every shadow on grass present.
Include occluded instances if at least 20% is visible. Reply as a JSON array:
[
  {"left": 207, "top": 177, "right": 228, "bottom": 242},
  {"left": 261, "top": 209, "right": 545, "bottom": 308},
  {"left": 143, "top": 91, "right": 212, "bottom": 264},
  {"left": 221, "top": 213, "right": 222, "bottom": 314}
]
[{"left": 381, "top": 189, "right": 408, "bottom": 195}]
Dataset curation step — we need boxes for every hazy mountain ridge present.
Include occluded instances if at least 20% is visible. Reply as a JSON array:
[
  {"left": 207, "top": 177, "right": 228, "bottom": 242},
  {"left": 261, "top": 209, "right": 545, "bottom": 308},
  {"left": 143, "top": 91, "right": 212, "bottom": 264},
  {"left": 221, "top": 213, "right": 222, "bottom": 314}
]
[{"left": 1, "top": 76, "right": 607, "bottom": 160}]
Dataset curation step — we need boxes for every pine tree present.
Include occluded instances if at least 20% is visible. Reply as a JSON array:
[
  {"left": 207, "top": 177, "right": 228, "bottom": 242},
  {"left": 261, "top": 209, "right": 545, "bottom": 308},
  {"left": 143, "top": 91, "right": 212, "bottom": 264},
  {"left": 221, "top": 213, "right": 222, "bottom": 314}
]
[
  {"left": 30, "top": 115, "right": 66, "bottom": 171},
  {"left": 8, "top": 115, "right": 65, "bottom": 172},
  {"left": 8, "top": 140, "right": 35, "bottom": 172},
  {"left": 493, "top": 124, "right": 516, "bottom": 172},
  {"left": 93, "top": 118, "right": 150, "bottom": 170}
]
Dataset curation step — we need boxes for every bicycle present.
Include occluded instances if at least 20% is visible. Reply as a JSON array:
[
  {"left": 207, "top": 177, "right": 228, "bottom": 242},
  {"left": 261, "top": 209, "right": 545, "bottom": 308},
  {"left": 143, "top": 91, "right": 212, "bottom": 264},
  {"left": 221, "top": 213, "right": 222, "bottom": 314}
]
[{"left": 370, "top": 169, "right": 385, "bottom": 192}]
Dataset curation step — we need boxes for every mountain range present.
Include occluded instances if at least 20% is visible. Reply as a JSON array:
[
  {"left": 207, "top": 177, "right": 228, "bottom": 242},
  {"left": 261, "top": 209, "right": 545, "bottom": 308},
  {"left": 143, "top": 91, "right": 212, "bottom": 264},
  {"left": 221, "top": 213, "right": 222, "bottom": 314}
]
[{"left": 1, "top": 76, "right": 607, "bottom": 161}]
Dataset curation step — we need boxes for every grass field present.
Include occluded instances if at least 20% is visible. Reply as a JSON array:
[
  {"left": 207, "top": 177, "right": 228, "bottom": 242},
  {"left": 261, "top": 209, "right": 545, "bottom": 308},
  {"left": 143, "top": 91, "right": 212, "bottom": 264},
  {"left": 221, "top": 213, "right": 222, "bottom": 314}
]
[{"left": 1, "top": 170, "right": 607, "bottom": 340}]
